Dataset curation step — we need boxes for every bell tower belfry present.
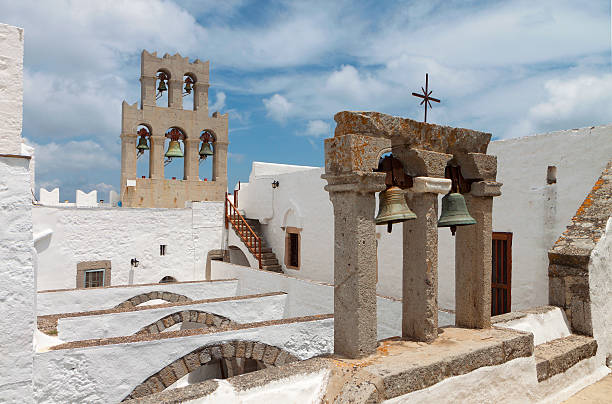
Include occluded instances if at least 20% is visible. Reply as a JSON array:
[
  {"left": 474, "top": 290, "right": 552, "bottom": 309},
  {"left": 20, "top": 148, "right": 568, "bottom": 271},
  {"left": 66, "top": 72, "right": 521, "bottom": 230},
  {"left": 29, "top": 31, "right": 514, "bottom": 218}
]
[{"left": 120, "top": 50, "right": 228, "bottom": 208}]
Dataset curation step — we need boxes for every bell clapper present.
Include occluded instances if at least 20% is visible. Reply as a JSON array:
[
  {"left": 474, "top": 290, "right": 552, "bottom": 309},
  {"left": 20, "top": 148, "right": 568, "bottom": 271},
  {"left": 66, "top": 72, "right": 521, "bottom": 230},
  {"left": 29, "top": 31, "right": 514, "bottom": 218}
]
[
  {"left": 387, "top": 223, "right": 393, "bottom": 233},
  {"left": 450, "top": 225, "right": 457, "bottom": 236}
]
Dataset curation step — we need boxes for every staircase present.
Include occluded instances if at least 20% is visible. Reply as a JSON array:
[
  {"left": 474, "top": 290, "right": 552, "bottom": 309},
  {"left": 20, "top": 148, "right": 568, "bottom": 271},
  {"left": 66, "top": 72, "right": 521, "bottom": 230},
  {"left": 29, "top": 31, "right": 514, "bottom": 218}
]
[{"left": 225, "top": 195, "right": 282, "bottom": 273}]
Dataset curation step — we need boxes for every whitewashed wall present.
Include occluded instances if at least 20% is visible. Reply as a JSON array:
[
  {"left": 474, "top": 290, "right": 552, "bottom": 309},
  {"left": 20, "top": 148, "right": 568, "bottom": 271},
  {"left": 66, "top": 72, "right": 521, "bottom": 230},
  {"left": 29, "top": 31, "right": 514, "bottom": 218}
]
[
  {"left": 0, "top": 22, "right": 35, "bottom": 403},
  {"left": 37, "top": 280, "right": 238, "bottom": 315},
  {"left": 58, "top": 294, "right": 287, "bottom": 342},
  {"left": 34, "top": 319, "right": 334, "bottom": 404},
  {"left": 589, "top": 217, "right": 612, "bottom": 363},
  {"left": 33, "top": 201, "right": 224, "bottom": 291},
  {"left": 238, "top": 125, "right": 612, "bottom": 312}
]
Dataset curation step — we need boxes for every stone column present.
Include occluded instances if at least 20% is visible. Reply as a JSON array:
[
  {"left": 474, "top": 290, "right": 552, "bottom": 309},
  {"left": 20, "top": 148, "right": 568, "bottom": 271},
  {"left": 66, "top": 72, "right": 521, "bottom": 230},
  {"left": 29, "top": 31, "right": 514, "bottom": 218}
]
[
  {"left": 149, "top": 135, "right": 165, "bottom": 179},
  {"left": 140, "top": 75, "right": 156, "bottom": 108},
  {"left": 194, "top": 82, "right": 209, "bottom": 113},
  {"left": 184, "top": 138, "right": 200, "bottom": 181},
  {"left": 120, "top": 133, "right": 137, "bottom": 182},
  {"left": 325, "top": 173, "right": 385, "bottom": 358},
  {"left": 455, "top": 181, "right": 501, "bottom": 328},
  {"left": 403, "top": 177, "right": 451, "bottom": 342},
  {"left": 212, "top": 141, "right": 228, "bottom": 182},
  {"left": 168, "top": 79, "right": 183, "bottom": 109}
]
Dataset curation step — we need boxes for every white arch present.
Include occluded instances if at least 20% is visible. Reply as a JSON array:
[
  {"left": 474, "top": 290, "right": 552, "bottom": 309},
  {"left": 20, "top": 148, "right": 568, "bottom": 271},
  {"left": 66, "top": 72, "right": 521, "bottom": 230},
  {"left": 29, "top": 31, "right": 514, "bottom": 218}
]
[{"left": 281, "top": 200, "right": 304, "bottom": 230}]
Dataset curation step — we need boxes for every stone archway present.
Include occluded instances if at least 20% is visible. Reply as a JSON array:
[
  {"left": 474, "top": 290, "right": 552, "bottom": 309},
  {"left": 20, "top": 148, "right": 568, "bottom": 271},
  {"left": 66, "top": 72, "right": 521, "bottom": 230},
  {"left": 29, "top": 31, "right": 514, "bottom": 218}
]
[
  {"left": 135, "top": 310, "right": 236, "bottom": 335},
  {"left": 114, "top": 291, "right": 192, "bottom": 309},
  {"left": 123, "top": 340, "right": 299, "bottom": 400}
]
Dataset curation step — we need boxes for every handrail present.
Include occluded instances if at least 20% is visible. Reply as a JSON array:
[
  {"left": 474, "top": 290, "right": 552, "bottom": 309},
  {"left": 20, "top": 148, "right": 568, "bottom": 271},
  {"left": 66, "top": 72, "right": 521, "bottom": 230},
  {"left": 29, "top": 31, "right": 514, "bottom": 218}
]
[{"left": 225, "top": 193, "right": 262, "bottom": 269}]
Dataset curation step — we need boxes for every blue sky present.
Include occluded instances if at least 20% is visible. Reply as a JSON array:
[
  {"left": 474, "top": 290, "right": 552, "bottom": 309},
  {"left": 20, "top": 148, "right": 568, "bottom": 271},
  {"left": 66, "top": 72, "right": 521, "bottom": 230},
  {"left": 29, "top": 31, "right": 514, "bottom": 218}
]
[{"left": 1, "top": 0, "right": 610, "bottom": 201}]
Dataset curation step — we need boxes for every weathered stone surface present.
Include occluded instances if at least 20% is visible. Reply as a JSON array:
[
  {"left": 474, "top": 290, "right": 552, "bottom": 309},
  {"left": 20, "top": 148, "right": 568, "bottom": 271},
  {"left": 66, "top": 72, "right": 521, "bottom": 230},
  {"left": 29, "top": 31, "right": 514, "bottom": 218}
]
[
  {"left": 393, "top": 147, "right": 452, "bottom": 178},
  {"left": 245, "top": 341, "right": 254, "bottom": 358},
  {"left": 184, "top": 352, "right": 201, "bottom": 372},
  {"left": 455, "top": 152, "right": 497, "bottom": 181},
  {"left": 171, "top": 359, "right": 189, "bottom": 379},
  {"left": 205, "top": 313, "right": 214, "bottom": 325},
  {"left": 155, "top": 320, "right": 165, "bottom": 331},
  {"left": 199, "top": 349, "right": 212, "bottom": 364},
  {"left": 470, "top": 181, "right": 502, "bottom": 197},
  {"left": 252, "top": 343, "right": 266, "bottom": 360},
  {"left": 210, "top": 346, "right": 222, "bottom": 360},
  {"left": 262, "top": 346, "right": 280, "bottom": 364},
  {"left": 181, "top": 311, "right": 190, "bottom": 322},
  {"left": 190, "top": 311, "right": 198, "bottom": 322},
  {"left": 222, "top": 343, "right": 235, "bottom": 358},
  {"left": 197, "top": 312, "right": 206, "bottom": 323},
  {"left": 324, "top": 133, "right": 391, "bottom": 175},
  {"left": 235, "top": 341, "right": 246, "bottom": 358},
  {"left": 145, "top": 376, "right": 165, "bottom": 394},
  {"left": 410, "top": 177, "right": 451, "bottom": 194},
  {"left": 333, "top": 111, "right": 491, "bottom": 154},
  {"left": 158, "top": 366, "right": 177, "bottom": 387},
  {"left": 501, "top": 332, "right": 534, "bottom": 361},
  {"left": 535, "top": 334, "right": 597, "bottom": 382},
  {"left": 131, "top": 383, "right": 152, "bottom": 398},
  {"left": 162, "top": 316, "right": 175, "bottom": 328}
]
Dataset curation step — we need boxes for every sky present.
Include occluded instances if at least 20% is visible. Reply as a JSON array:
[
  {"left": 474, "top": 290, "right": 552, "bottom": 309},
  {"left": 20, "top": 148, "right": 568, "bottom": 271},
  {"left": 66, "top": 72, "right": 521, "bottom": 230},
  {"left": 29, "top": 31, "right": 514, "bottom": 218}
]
[{"left": 1, "top": 0, "right": 610, "bottom": 201}]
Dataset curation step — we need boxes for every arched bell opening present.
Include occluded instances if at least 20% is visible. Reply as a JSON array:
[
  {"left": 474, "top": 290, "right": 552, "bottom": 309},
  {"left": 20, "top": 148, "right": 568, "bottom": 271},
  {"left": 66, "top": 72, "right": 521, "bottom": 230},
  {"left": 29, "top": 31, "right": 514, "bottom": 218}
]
[
  {"left": 182, "top": 73, "right": 197, "bottom": 111},
  {"left": 136, "top": 124, "right": 151, "bottom": 179},
  {"left": 198, "top": 129, "right": 215, "bottom": 181},
  {"left": 164, "top": 127, "right": 186, "bottom": 180},
  {"left": 156, "top": 69, "right": 171, "bottom": 108}
]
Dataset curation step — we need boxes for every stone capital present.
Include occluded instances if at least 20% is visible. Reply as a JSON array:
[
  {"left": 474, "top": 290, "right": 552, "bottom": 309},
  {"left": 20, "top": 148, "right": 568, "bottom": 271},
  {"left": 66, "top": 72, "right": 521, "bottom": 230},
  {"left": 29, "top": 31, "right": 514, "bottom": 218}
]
[
  {"left": 410, "top": 177, "right": 452, "bottom": 194},
  {"left": 323, "top": 172, "right": 386, "bottom": 195},
  {"left": 470, "top": 181, "right": 502, "bottom": 197}
]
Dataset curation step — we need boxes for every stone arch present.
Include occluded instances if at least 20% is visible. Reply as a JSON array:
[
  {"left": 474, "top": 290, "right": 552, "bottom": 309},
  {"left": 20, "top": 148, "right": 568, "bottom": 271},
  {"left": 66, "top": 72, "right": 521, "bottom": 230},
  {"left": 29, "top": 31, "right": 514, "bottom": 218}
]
[
  {"left": 281, "top": 201, "right": 304, "bottom": 230},
  {"left": 164, "top": 127, "right": 187, "bottom": 180},
  {"left": 114, "top": 291, "right": 192, "bottom": 309},
  {"left": 135, "top": 310, "right": 235, "bottom": 335},
  {"left": 198, "top": 129, "right": 217, "bottom": 181},
  {"left": 228, "top": 245, "right": 250, "bottom": 267},
  {"left": 123, "top": 340, "right": 299, "bottom": 400}
]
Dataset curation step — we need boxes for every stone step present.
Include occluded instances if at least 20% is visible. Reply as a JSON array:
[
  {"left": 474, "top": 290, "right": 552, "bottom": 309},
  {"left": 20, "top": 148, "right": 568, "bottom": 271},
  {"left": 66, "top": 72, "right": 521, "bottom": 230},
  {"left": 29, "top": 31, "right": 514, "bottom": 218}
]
[
  {"left": 262, "top": 264, "right": 283, "bottom": 273},
  {"left": 261, "top": 258, "right": 279, "bottom": 266},
  {"left": 535, "top": 334, "right": 597, "bottom": 382}
]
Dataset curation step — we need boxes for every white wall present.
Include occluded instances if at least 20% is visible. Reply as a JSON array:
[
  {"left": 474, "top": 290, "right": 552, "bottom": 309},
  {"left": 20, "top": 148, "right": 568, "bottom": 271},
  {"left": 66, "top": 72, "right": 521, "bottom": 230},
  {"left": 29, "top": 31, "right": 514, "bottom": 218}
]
[
  {"left": 57, "top": 294, "right": 287, "bottom": 342},
  {"left": 238, "top": 126, "right": 612, "bottom": 312},
  {"left": 0, "top": 22, "right": 35, "bottom": 403},
  {"left": 589, "top": 217, "right": 612, "bottom": 363},
  {"left": 34, "top": 319, "right": 334, "bottom": 404},
  {"left": 33, "top": 201, "right": 224, "bottom": 291},
  {"left": 210, "top": 261, "right": 454, "bottom": 339},
  {"left": 37, "top": 280, "right": 238, "bottom": 315}
]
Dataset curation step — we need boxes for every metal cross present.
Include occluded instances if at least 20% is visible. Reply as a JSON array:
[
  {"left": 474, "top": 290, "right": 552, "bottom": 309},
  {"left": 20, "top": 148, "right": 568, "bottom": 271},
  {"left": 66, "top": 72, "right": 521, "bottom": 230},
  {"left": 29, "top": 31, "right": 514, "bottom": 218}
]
[{"left": 412, "top": 73, "right": 440, "bottom": 122}]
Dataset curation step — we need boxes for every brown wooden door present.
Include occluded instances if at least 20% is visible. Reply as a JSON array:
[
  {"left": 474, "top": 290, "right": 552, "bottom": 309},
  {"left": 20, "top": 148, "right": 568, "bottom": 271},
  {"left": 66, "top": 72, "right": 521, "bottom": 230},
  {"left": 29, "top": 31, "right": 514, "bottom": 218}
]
[{"left": 491, "top": 232, "right": 512, "bottom": 315}]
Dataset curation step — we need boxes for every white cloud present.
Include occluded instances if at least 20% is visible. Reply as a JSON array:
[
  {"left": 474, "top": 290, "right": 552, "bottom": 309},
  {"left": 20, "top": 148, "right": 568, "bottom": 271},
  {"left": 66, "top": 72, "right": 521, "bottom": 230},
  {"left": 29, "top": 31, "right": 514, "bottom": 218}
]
[
  {"left": 210, "top": 91, "right": 226, "bottom": 112},
  {"left": 31, "top": 139, "right": 120, "bottom": 176},
  {"left": 262, "top": 94, "right": 293, "bottom": 123},
  {"left": 303, "top": 120, "right": 331, "bottom": 138},
  {"left": 228, "top": 152, "right": 245, "bottom": 163}
]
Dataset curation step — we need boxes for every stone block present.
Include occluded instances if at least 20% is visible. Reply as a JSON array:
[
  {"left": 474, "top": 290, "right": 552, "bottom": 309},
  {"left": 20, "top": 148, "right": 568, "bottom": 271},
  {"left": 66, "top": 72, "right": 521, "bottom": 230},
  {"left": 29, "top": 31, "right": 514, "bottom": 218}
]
[
  {"left": 548, "top": 276, "right": 566, "bottom": 307},
  {"left": 172, "top": 313, "right": 181, "bottom": 323},
  {"left": 181, "top": 311, "right": 190, "bottom": 323},
  {"left": 169, "top": 293, "right": 179, "bottom": 302},
  {"left": 145, "top": 376, "right": 165, "bottom": 394},
  {"left": 245, "top": 342, "right": 254, "bottom": 358},
  {"left": 501, "top": 332, "right": 534, "bottom": 361},
  {"left": 274, "top": 350, "right": 289, "bottom": 366},
  {"left": 131, "top": 383, "right": 152, "bottom": 398},
  {"left": 222, "top": 343, "right": 235, "bottom": 358},
  {"left": 161, "top": 292, "right": 172, "bottom": 301},
  {"left": 162, "top": 316, "right": 175, "bottom": 328},
  {"left": 470, "top": 181, "right": 502, "bottom": 197},
  {"left": 205, "top": 313, "right": 214, "bottom": 325},
  {"left": 548, "top": 264, "right": 588, "bottom": 277},
  {"left": 197, "top": 312, "right": 206, "bottom": 323},
  {"left": 147, "top": 291, "right": 158, "bottom": 300},
  {"left": 455, "top": 153, "right": 497, "bottom": 181},
  {"left": 394, "top": 147, "right": 453, "bottom": 178},
  {"left": 148, "top": 324, "right": 159, "bottom": 334},
  {"left": 252, "top": 343, "right": 266, "bottom": 360},
  {"left": 171, "top": 359, "right": 189, "bottom": 379},
  {"left": 570, "top": 299, "right": 593, "bottom": 336},
  {"left": 410, "top": 177, "right": 451, "bottom": 194},
  {"left": 190, "top": 311, "right": 198, "bottom": 322},
  {"left": 235, "top": 341, "right": 246, "bottom": 358},
  {"left": 213, "top": 316, "right": 222, "bottom": 327},
  {"left": 178, "top": 296, "right": 190, "bottom": 303},
  {"left": 155, "top": 320, "right": 165, "bottom": 332},
  {"left": 210, "top": 346, "right": 222, "bottom": 360},
  {"left": 324, "top": 134, "right": 391, "bottom": 175},
  {"left": 184, "top": 352, "right": 201, "bottom": 372},
  {"left": 158, "top": 367, "right": 177, "bottom": 387},
  {"left": 199, "top": 350, "right": 212, "bottom": 364},
  {"left": 263, "top": 346, "right": 280, "bottom": 365}
]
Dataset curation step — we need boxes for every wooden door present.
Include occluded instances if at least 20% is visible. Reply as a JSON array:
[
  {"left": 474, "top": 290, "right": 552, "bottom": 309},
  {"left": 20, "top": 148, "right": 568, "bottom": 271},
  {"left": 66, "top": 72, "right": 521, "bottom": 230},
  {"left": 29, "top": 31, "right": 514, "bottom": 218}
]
[{"left": 491, "top": 232, "right": 512, "bottom": 315}]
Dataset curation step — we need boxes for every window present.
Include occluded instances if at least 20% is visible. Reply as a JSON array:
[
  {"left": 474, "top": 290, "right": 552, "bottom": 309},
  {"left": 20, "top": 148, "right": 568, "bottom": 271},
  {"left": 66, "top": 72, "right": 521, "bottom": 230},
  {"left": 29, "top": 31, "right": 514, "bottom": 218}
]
[
  {"left": 84, "top": 269, "right": 105, "bottom": 288},
  {"left": 547, "top": 166, "right": 557, "bottom": 184},
  {"left": 491, "top": 232, "right": 512, "bottom": 316},
  {"left": 284, "top": 227, "right": 301, "bottom": 269},
  {"left": 160, "top": 245, "right": 167, "bottom": 256}
]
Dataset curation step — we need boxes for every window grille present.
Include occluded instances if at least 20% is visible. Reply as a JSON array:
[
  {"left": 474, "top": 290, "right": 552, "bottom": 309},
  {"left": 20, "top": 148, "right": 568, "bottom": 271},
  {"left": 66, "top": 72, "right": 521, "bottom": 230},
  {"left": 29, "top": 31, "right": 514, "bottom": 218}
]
[{"left": 84, "top": 269, "right": 105, "bottom": 288}]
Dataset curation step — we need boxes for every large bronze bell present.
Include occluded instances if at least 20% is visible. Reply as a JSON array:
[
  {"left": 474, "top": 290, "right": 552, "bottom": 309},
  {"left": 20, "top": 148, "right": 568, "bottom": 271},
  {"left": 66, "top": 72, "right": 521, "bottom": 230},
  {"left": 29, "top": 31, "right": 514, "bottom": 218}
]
[
  {"left": 199, "top": 142, "right": 213, "bottom": 159},
  {"left": 438, "top": 192, "right": 476, "bottom": 235},
  {"left": 157, "top": 79, "right": 167, "bottom": 93},
  {"left": 375, "top": 186, "right": 417, "bottom": 232},
  {"left": 136, "top": 135, "right": 149, "bottom": 151},
  {"left": 165, "top": 139, "right": 184, "bottom": 158}
]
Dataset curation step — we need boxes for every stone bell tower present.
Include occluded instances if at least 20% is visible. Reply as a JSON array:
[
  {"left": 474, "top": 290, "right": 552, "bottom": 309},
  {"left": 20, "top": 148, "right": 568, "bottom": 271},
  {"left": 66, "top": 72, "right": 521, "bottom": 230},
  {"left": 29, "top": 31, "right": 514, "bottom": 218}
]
[{"left": 120, "top": 50, "right": 228, "bottom": 208}]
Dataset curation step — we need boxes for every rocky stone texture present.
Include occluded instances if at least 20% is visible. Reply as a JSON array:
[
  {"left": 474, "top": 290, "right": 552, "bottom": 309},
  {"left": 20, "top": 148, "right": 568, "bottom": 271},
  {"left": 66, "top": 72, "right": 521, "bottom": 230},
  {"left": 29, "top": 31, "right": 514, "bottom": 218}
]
[
  {"left": 114, "top": 291, "right": 192, "bottom": 309},
  {"left": 333, "top": 111, "right": 491, "bottom": 154},
  {"left": 534, "top": 334, "right": 597, "bottom": 382},
  {"left": 325, "top": 133, "right": 391, "bottom": 175},
  {"left": 122, "top": 340, "right": 299, "bottom": 401},
  {"left": 548, "top": 160, "right": 612, "bottom": 335},
  {"left": 134, "top": 310, "right": 236, "bottom": 335}
]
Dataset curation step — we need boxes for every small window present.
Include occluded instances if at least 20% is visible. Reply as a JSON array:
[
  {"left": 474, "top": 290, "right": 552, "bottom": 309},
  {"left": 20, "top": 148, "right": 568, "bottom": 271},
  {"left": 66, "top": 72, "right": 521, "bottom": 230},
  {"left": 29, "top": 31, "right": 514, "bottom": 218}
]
[
  {"left": 547, "top": 166, "right": 557, "bottom": 184},
  {"left": 84, "top": 269, "right": 105, "bottom": 288},
  {"left": 160, "top": 245, "right": 167, "bottom": 256},
  {"left": 285, "top": 228, "right": 300, "bottom": 269}
]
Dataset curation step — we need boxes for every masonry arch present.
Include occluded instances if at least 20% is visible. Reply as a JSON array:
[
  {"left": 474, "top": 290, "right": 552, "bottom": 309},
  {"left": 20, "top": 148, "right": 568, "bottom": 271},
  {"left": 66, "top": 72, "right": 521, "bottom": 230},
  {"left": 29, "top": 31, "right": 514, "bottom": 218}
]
[
  {"left": 156, "top": 69, "right": 171, "bottom": 107},
  {"left": 135, "top": 310, "right": 236, "bottom": 335},
  {"left": 228, "top": 245, "right": 250, "bottom": 267},
  {"left": 182, "top": 73, "right": 197, "bottom": 111},
  {"left": 136, "top": 124, "right": 151, "bottom": 179},
  {"left": 114, "top": 291, "right": 192, "bottom": 309},
  {"left": 123, "top": 340, "right": 298, "bottom": 400},
  {"left": 164, "top": 127, "right": 186, "bottom": 180},
  {"left": 199, "top": 129, "right": 216, "bottom": 181}
]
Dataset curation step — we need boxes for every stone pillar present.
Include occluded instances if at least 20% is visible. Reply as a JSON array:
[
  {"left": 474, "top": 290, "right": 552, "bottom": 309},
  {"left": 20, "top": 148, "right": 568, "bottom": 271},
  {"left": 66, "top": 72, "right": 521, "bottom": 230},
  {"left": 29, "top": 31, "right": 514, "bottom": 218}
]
[
  {"left": 194, "top": 82, "right": 209, "bottom": 113},
  {"left": 140, "top": 75, "right": 156, "bottom": 108},
  {"left": 149, "top": 135, "right": 165, "bottom": 179},
  {"left": 402, "top": 177, "right": 451, "bottom": 342},
  {"left": 455, "top": 181, "right": 501, "bottom": 328},
  {"left": 212, "top": 141, "right": 228, "bottom": 182},
  {"left": 184, "top": 138, "right": 200, "bottom": 181},
  {"left": 120, "top": 133, "right": 137, "bottom": 182},
  {"left": 168, "top": 79, "right": 183, "bottom": 109},
  {"left": 325, "top": 173, "right": 385, "bottom": 358}
]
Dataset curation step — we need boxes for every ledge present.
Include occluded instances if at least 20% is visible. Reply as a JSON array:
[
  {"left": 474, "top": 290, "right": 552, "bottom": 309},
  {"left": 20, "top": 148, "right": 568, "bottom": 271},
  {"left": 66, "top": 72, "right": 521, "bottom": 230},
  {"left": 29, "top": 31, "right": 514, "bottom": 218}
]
[
  {"left": 535, "top": 334, "right": 597, "bottom": 382},
  {"left": 37, "top": 278, "right": 237, "bottom": 293}
]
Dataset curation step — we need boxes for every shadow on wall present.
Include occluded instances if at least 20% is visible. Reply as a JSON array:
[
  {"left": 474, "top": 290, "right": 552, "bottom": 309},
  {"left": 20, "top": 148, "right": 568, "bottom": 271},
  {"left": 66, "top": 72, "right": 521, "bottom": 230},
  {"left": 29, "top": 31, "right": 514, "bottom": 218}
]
[{"left": 228, "top": 246, "right": 250, "bottom": 267}]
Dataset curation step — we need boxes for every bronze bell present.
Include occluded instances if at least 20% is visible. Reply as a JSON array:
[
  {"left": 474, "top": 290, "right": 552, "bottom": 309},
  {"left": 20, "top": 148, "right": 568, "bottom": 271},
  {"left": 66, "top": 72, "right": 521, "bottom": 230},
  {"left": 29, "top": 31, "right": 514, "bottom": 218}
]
[
  {"left": 136, "top": 135, "right": 149, "bottom": 151},
  {"left": 165, "top": 140, "right": 184, "bottom": 158},
  {"left": 157, "top": 79, "right": 167, "bottom": 93},
  {"left": 375, "top": 186, "right": 417, "bottom": 232},
  {"left": 199, "top": 142, "right": 213, "bottom": 159},
  {"left": 437, "top": 192, "right": 476, "bottom": 235}
]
